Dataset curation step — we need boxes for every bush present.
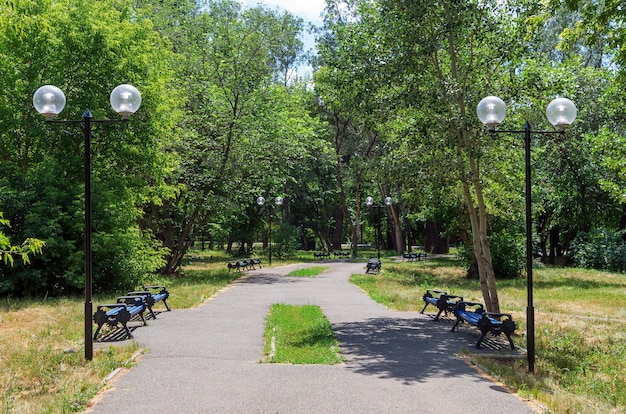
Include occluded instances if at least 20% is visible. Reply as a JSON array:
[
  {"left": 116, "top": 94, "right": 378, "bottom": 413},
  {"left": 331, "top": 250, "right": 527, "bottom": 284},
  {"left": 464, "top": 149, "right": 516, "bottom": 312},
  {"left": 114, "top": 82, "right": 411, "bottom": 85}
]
[
  {"left": 271, "top": 222, "right": 299, "bottom": 260},
  {"left": 458, "top": 231, "right": 525, "bottom": 279},
  {"left": 570, "top": 228, "right": 626, "bottom": 272}
]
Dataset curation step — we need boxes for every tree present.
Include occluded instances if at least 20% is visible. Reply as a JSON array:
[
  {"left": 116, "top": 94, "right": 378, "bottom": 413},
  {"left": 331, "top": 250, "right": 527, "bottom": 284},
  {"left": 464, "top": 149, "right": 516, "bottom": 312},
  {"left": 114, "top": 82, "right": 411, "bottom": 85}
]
[
  {"left": 548, "top": 0, "right": 626, "bottom": 69},
  {"left": 0, "top": 0, "right": 175, "bottom": 295},
  {"left": 0, "top": 213, "right": 44, "bottom": 266},
  {"left": 140, "top": 0, "right": 316, "bottom": 272}
]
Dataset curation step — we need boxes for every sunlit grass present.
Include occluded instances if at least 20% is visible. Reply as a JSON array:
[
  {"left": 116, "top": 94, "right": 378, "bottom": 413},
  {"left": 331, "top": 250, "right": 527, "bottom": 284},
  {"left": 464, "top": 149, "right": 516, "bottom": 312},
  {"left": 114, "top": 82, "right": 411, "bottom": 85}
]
[
  {"left": 0, "top": 297, "right": 139, "bottom": 414},
  {"left": 262, "top": 303, "right": 343, "bottom": 364},
  {"left": 351, "top": 257, "right": 626, "bottom": 414},
  {"left": 287, "top": 266, "right": 329, "bottom": 277}
]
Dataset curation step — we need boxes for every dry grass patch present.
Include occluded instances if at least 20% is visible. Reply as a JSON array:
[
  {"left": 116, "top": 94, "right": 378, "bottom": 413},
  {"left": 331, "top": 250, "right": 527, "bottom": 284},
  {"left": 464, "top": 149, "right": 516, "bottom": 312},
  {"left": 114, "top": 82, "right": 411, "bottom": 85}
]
[{"left": 0, "top": 298, "right": 139, "bottom": 413}]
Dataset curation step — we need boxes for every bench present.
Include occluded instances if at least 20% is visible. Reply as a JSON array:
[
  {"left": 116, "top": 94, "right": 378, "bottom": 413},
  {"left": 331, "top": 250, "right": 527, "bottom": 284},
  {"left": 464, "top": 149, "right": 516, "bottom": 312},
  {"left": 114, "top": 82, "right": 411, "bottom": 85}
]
[
  {"left": 333, "top": 251, "right": 350, "bottom": 258},
  {"left": 365, "top": 258, "right": 381, "bottom": 274},
  {"left": 402, "top": 252, "right": 427, "bottom": 262},
  {"left": 451, "top": 301, "right": 517, "bottom": 350},
  {"left": 227, "top": 261, "right": 242, "bottom": 272},
  {"left": 247, "top": 258, "right": 262, "bottom": 269},
  {"left": 313, "top": 252, "right": 331, "bottom": 260},
  {"left": 227, "top": 258, "right": 262, "bottom": 272},
  {"left": 420, "top": 289, "right": 464, "bottom": 320},
  {"left": 93, "top": 295, "right": 147, "bottom": 340},
  {"left": 227, "top": 259, "right": 249, "bottom": 272},
  {"left": 128, "top": 285, "right": 171, "bottom": 319}
]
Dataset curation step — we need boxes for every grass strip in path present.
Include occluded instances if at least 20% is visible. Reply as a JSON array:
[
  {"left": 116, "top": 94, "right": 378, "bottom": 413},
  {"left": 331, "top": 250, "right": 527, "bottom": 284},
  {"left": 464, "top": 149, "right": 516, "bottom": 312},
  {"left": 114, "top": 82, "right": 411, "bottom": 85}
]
[
  {"left": 263, "top": 303, "right": 343, "bottom": 364},
  {"left": 286, "top": 266, "right": 329, "bottom": 277}
]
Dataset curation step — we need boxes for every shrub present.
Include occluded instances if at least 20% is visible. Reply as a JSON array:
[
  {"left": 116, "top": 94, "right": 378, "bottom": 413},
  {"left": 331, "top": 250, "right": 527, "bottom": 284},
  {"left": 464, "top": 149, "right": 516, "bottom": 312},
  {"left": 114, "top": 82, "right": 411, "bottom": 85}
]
[
  {"left": 458, "top": 231, "right": 525, "bottom": 279},
  {"left": 570, "top": 228, "right": 626, "bottom": 272},
  {"left": 271, "top": 222, "right": 299, "bottom": 260}
]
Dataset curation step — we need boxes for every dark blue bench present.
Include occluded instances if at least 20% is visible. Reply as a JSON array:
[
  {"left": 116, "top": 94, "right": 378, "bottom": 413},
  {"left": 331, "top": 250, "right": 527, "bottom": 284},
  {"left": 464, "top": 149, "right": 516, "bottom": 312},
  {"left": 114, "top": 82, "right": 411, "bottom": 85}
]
[
  {"left": 93, "top": 295, "right": 147, "bottom": 340},
  {"left": 420, "top": 289, "right": 464, "bottom": 320},
  {"left": 333, "top": 251, "right": 350, "bottom": 258},
  {"left": 451, "top": 301, "right": 517, "bottom": 350},
  {"left": 227, "top": 261, "right": 242, "bottom": 272},
  {"left": 128, "top": 285, "right": 171, "bottom": 319},
  {"left": 245, "top": 258, "right": 262, "bottom": 270},
  {"left": 314, "top": 252, "right": 331, "bottom": 260},
  {"left": 227, "top": 258, "right": 262, "bottom": 272},
  {"left": 402, "top": 252, "right": 427, "bottom": 262},
  {"left": 365, "top": 258, "right": 381, "bottom": 274}
]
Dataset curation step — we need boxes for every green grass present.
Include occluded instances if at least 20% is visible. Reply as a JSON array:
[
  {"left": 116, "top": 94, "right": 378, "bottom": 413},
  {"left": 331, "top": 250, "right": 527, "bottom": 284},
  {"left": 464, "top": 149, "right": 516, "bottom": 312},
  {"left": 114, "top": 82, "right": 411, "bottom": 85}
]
[
  {"left": 262, "top": 303, "right": 344, "bottom": 364},
  {"left": 350, "top": 258, "right": 626, "bottom": 414},
  {"left": 287, "top": 266, "right": 329, "bottom": 277}
]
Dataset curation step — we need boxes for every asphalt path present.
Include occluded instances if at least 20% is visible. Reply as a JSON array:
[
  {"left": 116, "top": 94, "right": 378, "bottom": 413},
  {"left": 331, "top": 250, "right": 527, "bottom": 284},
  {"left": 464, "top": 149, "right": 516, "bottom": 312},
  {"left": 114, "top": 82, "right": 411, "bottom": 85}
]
[{"left": 86, "top": 261, "right": 536, "bottom": 414}]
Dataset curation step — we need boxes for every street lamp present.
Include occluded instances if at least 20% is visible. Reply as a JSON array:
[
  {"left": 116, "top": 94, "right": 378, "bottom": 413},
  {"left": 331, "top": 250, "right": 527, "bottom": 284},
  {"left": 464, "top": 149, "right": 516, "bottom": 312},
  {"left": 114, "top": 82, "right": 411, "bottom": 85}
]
[
  {"left": 365, "top": 196, "right": 393, "bottom": 259},
  {"left": 256, "top": 196, "right": 284, "bottom": 265},
  {"left": 476, "top": 95, "right": 577, "bottom": 373},
  {"left": 34, "top": 83, "right": 142, "bottom": 361}
]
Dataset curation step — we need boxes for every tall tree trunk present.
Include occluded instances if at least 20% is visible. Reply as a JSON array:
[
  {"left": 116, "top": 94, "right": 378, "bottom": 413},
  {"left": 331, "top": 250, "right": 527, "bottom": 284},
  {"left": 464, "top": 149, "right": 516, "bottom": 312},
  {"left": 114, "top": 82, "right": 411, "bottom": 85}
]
[
  {"left": 332, "top": 207, "right": 344, "bottom": 250},
  {"left": 425, "top": 220, "right": 449, "bottom": 254},
  {"left": 387, "top": 204, "right": 404, "bottom": 255},
  {"left": 469, "top": 156, "right": 500, "bottom": 313}
]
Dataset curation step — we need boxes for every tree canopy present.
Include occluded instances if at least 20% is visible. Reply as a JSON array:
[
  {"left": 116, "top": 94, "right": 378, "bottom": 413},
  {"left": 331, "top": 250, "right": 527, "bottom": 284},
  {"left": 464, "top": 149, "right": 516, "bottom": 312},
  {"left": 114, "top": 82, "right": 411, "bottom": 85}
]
[{"left": 2, "top": 0, "right": 626, "bottom": 298}]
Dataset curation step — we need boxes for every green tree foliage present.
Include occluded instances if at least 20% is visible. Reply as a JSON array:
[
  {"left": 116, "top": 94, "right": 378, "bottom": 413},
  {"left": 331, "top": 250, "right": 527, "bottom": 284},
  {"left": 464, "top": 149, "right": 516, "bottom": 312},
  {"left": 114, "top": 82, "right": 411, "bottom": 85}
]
[
  {"left": 548, "top": 0, "right": 626, "bottom": 69},
  {"left": 139, "top": 0, "right": 319, "bottom": 272},
  {"left": 0, "top": 0, "right": 175, "bottom": 296},
  {"left": 0, "top": 212, "right": 44, "bottom": 266},
  {"left": 570, "top": 228, "right": 626, "bottom": 272}
]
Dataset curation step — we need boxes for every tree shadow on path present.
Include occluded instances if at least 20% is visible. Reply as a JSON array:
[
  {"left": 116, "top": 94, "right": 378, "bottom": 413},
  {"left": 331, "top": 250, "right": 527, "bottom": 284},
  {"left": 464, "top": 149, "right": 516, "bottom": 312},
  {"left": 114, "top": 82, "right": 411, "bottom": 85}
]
[{"left": 334, "top": 316, "right": 519, "bottom": 385}]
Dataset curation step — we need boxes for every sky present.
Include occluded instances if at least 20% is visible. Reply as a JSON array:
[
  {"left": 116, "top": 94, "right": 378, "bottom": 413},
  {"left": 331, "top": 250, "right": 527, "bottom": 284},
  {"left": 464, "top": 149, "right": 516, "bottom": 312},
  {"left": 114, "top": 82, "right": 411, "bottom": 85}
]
[
  {"left": 239, "top": 0, "right": 325, "bottom": 26},
  {"left": 239, "top": 0, "right": 326, "bottom": 65}
]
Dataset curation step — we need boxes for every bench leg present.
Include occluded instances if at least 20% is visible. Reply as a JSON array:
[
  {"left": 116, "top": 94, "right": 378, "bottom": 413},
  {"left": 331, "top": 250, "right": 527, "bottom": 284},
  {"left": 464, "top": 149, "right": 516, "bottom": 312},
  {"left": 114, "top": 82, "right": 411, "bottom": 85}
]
[
  {"left": 161, "top": 298, "right": 171, "bottom": 312},
  {"left": 504, "top": 333, "right": 515, "bottom": 350},
  {"left": 420, "top": 302, "right": 429, "bottom": 314},
  {"left": 139, "top": 311, "right": 147, "bottom": 326},
  {"left": 434, "top": 309, "right": 444, "bottom": 320},
  {"left": 93, "top": 324, "right": 104, "bottom": 340},
  {"left": 451, "top": 319, "right": 462, "bottom": 332},
  {"left": 120, "top": 322, "right": 133, "bottom": 339},
  {"left": 476, "top": 332, "right": 487, "bottom": 349}
]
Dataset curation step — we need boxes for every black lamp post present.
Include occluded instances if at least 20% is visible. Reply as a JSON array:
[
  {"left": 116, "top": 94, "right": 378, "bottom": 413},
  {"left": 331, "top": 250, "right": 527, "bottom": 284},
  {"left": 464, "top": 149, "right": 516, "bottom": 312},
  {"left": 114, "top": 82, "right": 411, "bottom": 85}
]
[
  {"left": 33, "top": 84, "right": 142, "bottom": 361},
  {"left": 365, "top": 196, "right": 393, "bottom": 259},
  {"left": 256, "top": 196, "right": 284, "bottom": 265},
  {"left": 476, "top": 95, "right": 577, "bottom": 373}
]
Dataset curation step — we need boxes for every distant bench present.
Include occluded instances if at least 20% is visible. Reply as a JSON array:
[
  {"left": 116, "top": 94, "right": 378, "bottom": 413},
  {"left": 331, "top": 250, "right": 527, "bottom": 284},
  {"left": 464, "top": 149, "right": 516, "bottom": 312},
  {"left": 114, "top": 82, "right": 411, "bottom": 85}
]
[
  {"left": 313, "top": 252, "right": 331, "bottom": 260},
  {"left": 93, "top": 295, "right": 147, "bottom": 340},
  {"left": 402, "top": 252, "right": 427, "bottom": 262},
  {"left": 127, "top": 285, "right": 171, "bottom": 319},
  {"left": 451, "top": 301, "right": 517, "bottom": 350},
  {"left": 365, "top": 258, "right": 381, "bottom": 274},
  {"left": 227, "top": 258, "right": 262, "bottom": 272},
  {"left": 333, "top": 251, "right": 350, "bottom": 258},
  {"left": 420, "top": 289, "right": 463, "bottom": 320}
]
